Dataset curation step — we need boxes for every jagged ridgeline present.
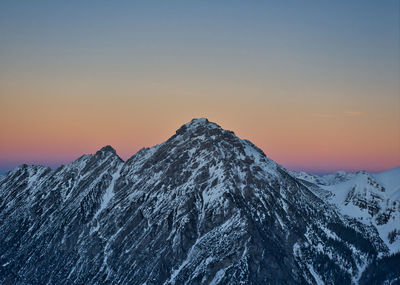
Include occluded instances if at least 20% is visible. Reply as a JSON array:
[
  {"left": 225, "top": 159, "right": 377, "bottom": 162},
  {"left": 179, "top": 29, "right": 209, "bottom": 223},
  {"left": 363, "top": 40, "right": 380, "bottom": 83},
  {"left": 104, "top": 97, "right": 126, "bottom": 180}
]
[{"left": 0, "top": 119, "right": 398, "bottom": 284}]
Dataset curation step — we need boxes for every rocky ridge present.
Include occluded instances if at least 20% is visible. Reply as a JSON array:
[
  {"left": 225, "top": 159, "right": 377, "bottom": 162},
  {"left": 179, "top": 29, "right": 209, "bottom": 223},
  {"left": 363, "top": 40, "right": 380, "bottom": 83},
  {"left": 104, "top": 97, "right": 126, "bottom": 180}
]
[{"left": 0, "top": 118, "right": 397, "bottom": 284}]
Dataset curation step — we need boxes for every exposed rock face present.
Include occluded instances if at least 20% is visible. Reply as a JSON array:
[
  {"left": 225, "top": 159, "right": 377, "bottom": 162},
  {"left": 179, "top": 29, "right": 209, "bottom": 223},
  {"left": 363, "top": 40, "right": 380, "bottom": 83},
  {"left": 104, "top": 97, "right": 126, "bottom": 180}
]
[{"left": 0, "top": 118, "right": 396, "bottom": 284}]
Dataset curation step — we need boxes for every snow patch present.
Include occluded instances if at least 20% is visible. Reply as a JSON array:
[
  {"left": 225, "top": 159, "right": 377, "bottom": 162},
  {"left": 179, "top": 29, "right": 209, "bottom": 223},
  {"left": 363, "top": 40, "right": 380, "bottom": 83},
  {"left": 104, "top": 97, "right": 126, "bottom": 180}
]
[{"left": 92, "top": 165, "right": 123, "bottom": 223}]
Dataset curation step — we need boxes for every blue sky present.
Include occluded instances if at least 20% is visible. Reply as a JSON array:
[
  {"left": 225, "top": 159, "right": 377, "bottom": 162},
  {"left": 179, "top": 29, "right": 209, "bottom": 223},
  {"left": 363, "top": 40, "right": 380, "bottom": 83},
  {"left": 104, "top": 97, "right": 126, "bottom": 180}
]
[{"left": 0, "top": 1, "right": 399, "bottom": 173}]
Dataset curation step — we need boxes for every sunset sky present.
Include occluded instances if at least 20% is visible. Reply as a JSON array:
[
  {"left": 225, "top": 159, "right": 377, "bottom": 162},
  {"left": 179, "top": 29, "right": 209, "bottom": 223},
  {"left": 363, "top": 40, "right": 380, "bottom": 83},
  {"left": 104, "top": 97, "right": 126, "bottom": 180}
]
[{"left": 1, "top": 1, "right": 399, "bottom": 174}]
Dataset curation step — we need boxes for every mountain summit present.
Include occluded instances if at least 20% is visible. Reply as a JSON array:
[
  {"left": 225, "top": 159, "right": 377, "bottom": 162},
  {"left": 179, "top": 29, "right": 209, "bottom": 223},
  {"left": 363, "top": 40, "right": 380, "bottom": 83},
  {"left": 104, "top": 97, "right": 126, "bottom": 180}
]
[{"left": 0, "top": 119, "right": 398, "bottom": 284}]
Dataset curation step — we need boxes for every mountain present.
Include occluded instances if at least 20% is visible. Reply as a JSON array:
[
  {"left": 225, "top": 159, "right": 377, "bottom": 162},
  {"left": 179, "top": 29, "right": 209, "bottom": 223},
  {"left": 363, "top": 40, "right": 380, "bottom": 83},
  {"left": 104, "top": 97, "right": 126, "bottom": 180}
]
[
  {"left": 291, "top": 171, "right": 356, "bottom": 186},
  {"left": 0, "top": 118, "right": 397, "bottom": 284},
  {"left": 292, "top": 168, "right": 400, "bottom": 254}
]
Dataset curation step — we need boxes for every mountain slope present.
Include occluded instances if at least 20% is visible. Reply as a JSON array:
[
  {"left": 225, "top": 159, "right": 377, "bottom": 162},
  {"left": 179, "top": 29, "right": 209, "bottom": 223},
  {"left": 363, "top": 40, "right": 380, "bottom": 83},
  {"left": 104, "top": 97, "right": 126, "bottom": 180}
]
[
  {"left": 0, "top": 118, "right": 392, "bottom": 284},
  {"left": 293, "top": 168, "right": 400, "bottom": 254}
]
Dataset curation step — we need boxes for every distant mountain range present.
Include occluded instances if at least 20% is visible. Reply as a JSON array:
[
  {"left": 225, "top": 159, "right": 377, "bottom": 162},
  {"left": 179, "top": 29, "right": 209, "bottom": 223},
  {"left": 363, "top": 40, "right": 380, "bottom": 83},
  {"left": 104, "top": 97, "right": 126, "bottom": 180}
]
[
  {"left": 0, "top": 118, "right": 399, "bottom": 284},
  {"left": 291, "top": 167, "right": 400, "bottom": 255}
]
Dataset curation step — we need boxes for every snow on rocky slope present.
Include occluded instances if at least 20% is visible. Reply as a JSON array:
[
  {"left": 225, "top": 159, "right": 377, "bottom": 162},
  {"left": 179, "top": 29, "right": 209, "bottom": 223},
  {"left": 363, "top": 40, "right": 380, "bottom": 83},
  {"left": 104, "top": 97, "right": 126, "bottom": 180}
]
[
  {"left": 293, "top": 168, "right": 400, "bottom": 254},
  {"left": 0, "top": 119, "right": 397, "bottom": 284}
]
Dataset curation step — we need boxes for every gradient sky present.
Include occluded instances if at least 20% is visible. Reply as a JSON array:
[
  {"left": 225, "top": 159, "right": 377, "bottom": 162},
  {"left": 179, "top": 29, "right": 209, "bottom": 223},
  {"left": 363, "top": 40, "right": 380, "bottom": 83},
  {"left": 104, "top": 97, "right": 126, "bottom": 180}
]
[{"left": 1, "top": 1, "right": 399, "bottom": 174}]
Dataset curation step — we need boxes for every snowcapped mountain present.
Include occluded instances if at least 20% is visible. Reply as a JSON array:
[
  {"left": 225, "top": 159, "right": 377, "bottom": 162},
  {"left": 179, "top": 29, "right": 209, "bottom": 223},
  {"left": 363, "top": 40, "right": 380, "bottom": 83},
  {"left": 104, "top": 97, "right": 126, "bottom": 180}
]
[
  {"left": 292, "top": 167, "right": 400, "bottom": 254},
  {"left": 0, "top": 119, "right": 398, "bottom": 284}
]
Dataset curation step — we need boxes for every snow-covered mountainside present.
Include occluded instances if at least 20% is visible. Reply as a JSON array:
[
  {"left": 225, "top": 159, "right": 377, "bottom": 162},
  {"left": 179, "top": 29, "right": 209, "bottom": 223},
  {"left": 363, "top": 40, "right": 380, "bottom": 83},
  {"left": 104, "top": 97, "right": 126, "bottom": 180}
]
[
  {"left": 292, "top": 171, "right": 356, "bottom": 186},
  {"left": 0, "top": 119, "right": 398, "bottom": 284},
  {"left": 293, "top": 168, "right": 400, "bottom": 254}
]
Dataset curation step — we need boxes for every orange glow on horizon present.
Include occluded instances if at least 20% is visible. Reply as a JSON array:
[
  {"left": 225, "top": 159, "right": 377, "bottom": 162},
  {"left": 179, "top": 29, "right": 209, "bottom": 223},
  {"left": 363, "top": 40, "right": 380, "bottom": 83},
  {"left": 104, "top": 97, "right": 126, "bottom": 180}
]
[
  {"left": 1, "top": 1, "right": 399, "bottom": 173},
  {"left": 1, "top": 90, "right": 399, "bottom": 173}
]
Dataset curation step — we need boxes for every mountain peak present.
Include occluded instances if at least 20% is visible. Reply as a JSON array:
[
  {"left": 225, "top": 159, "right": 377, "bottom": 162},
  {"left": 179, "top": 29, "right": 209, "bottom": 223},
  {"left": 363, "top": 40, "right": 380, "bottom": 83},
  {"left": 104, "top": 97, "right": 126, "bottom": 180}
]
[
  {"left": 94, "top": 145, "right": 122, "bottom": 161},
  {"left": 97, "top": 145, "right": 117, "bottom": 155},
  {"left": 188, "top": 117, "right": 209, "bottom": 124},
  {"left": 173, "top": 118, "right": 230, "bottom": 138},
  {"left": 184, "top": 118, "right": 220, "bottom": 130}
]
